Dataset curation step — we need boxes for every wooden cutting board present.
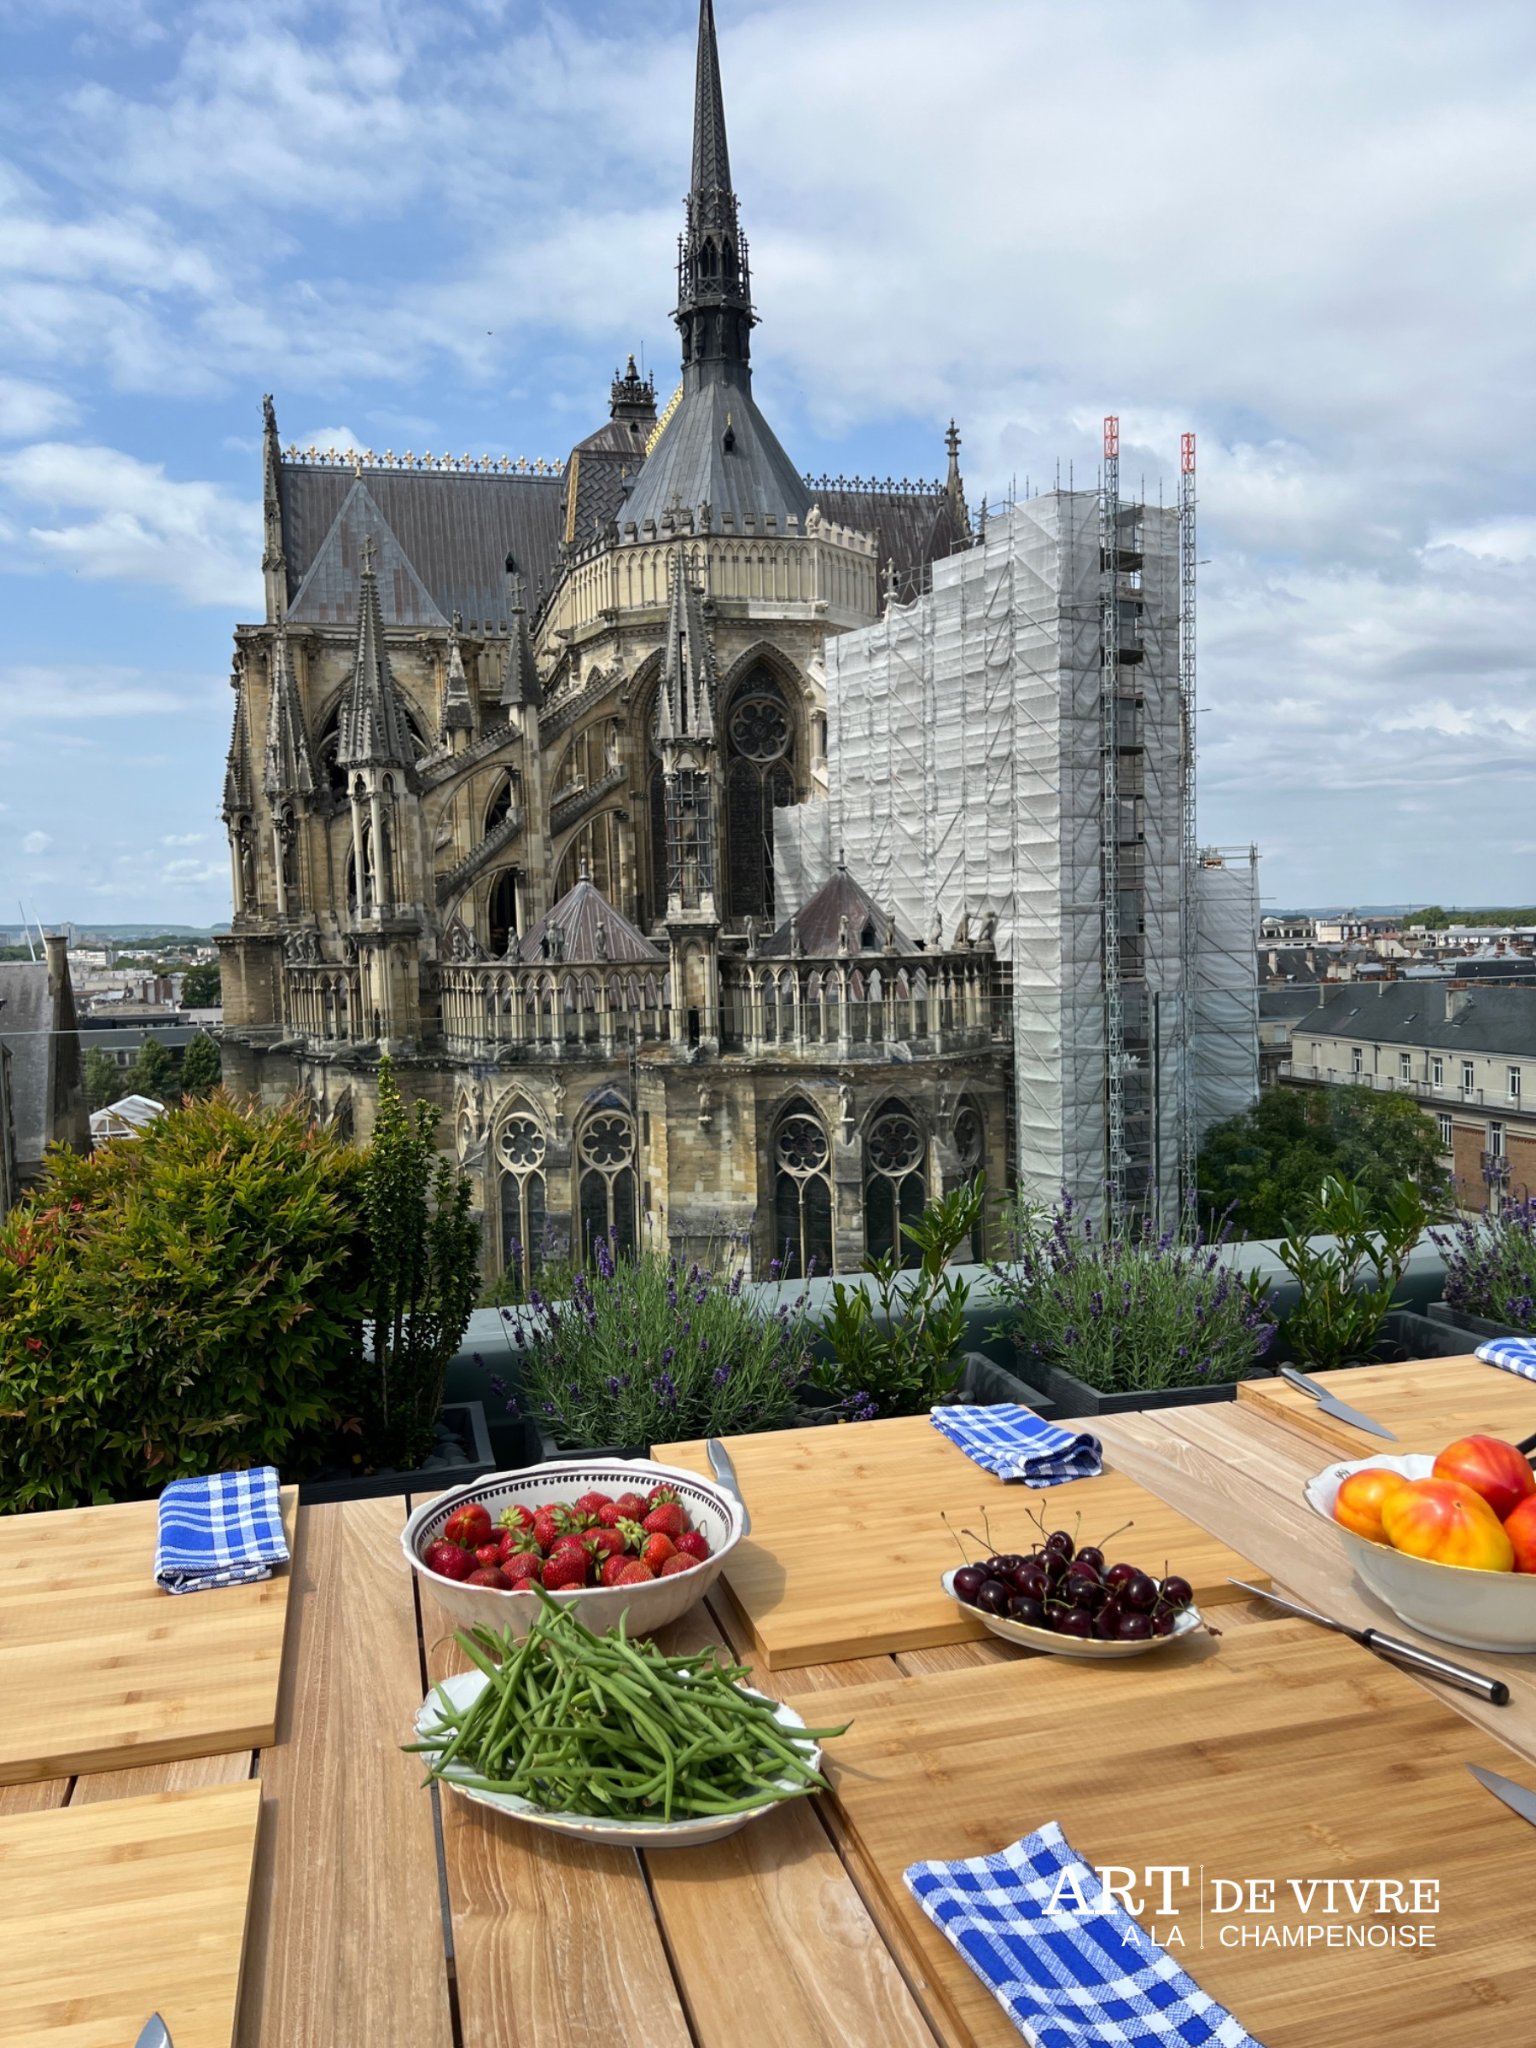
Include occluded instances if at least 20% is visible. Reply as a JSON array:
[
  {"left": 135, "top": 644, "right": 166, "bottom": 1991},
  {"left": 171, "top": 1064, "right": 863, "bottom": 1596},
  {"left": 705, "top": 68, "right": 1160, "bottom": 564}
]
[
  {"left": 788, "top": 1619, "right": 1536, "bottom": 2048},
  {"left": 654, "top": 1415, "right": 1266, "bottom": 1669},
  {"left": 0, "top": 1779, "right": 262, "bottom": 2047},
  {"left": 1236, "top": 1356, "right": 1536, "bottom": 1460},
  {"left": 0, "top": 1489, "right": 298, "bottom": 1784}
]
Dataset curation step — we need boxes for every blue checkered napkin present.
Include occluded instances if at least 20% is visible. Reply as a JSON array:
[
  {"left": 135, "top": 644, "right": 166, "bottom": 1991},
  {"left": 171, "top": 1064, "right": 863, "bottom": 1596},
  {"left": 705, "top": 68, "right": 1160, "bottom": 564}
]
[
  {"left": 154, "top": 1467, "right": 289, "bottom": 1594},
  {"left": 931, "top": 1404, "right": 1103, "bottom": 1487},
  {"left": 905, "top": 1824, "right": 1263, "bottom": 2048},
  {"left": 1476, "top": 1338, "right": 1536, "bottom": 1383}
]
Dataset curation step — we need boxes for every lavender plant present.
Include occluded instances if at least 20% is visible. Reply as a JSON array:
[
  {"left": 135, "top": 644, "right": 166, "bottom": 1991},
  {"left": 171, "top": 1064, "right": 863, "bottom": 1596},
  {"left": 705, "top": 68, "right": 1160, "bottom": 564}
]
[
  {"left": 988, "top": 1191, "right": 1277, "bottom": 1394},
  {"left": 1433, "top": 1198, "right": 1536, "bottom": 1332},
  {"left": 507, "top": 1222, "right": 818, "bottom": 1449}
]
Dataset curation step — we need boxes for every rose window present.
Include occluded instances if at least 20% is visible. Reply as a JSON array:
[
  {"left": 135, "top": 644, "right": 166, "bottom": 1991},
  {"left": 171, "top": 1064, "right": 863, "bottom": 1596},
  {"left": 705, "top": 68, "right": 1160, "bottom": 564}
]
[
  {"left": 867, "top": 1112, "right": 923, "bottom": 1176},
  {"left": 776, "top": 1115, "right": 829, "bottom": 1177},
  {"left": 729, "top": 696, "right": 791, "bottom": 763},
  {"left": 497, "top": 1116, "right": 546, "bottom": 1172}
]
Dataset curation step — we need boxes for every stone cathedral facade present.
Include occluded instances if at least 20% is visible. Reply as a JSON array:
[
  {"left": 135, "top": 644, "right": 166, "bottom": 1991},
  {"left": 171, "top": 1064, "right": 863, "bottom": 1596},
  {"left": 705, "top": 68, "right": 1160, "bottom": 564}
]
[{"left": 217, "top": 0, "right": 1012, "bottom": 1281}]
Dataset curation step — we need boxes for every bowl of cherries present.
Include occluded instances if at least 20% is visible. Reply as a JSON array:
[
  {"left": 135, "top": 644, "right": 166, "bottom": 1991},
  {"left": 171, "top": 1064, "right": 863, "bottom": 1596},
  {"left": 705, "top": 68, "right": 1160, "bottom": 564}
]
[{"left": 942, "top": 1515, "right": 1205, "bottom": 1660}]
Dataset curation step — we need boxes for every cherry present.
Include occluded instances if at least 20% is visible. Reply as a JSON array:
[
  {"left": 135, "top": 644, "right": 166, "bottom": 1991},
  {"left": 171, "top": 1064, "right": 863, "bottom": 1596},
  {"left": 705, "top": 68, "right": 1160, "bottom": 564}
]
[
  {"left": 1151, "top": 1608, "right": 1178, "bottom": 1637},
  {"left": 1122, "top": 1572, "right": 1159, "bottom": 1612},
  {"left": 1053, "top": 1606, "right": 1094, "bottom": 1638},
  {"left": 994, "top": 1553, "right": 1028, "bottom": 1575},
  {"left": 975, "top": 1578, "right": 1013, "bottom": 1615},
  {"left": 1013, "top": 1564, "right": 1052, "bottom": 1601},
  {"left": 953, "top": 1565, "right": 987, "bottom": 1603},
  {"left": 1044, "top": 1531, "right": 1076, "bottom": 1561},
  {"left": 1091, "top": 1606, "right": 1122, "bottom": 1639},
  {"left": 1116, "top": 1611, "right": 1154, "bottom": 1640},
  {"left": 1160, "top": 1575, "right": 1194, "bottom": 1609},
  {"left": 1075, "top": 1545, "right": 1106, "bottom": 1573},
  {"left": 1104, "top": 1561, "right": 1140, "bottom": 1589},
  {"left": 1008, "top": 1592, "right": 1047, "bottom": 1627}
]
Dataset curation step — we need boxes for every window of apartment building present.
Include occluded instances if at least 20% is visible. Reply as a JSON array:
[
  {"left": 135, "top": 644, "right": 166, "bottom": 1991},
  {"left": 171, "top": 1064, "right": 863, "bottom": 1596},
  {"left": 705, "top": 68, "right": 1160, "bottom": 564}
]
[
  {"left": 1399, "top": 1052, "right": 1412, "bottom": 1081},
  {"left": 1490, "top": 1122, "right": 1506, "bottom": 1159},
  {"left": 1351, "top": 1047, "right": 1363, "bottom": 1077},
  {"left": 1510, "top": 1067, "right": 1523, "bottom": 1102},
  {"left": 1438, "top": 1112, "right": 1453, "bottom": 1149},
  {"left": 1431, "top": 1056, "right": 1444, "bottom": 1088},
  {"left": 1463, "top": 1060, "right": 1476, "bottom": 1093}
]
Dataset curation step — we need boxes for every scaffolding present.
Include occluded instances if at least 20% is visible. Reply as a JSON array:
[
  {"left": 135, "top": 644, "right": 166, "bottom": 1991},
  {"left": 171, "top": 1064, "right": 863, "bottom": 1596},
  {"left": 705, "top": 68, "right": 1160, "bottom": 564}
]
[
  {"left": 778, "top": 443, "right": 1256, "bottom": 1217},
  {"left": 1177, "top": 432, "right": 1199, "bottom": 1196}
]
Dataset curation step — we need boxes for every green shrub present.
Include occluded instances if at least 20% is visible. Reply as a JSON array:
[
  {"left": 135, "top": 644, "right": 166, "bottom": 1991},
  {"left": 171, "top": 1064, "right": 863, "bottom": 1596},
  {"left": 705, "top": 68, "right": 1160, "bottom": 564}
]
[
  {"left": 1276, "top": 1173, "right": 1428, "bottom": 1370},
  {"left": 0, "top": 1093, "right": 367, "bottom": 1512}
]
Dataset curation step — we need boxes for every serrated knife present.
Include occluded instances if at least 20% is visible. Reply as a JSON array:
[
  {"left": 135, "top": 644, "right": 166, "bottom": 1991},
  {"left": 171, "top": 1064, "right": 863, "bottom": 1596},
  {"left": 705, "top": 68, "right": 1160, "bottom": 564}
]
[
  {"left": 133, "top": 2018, "right": 172, "bottom": 2048},
  {"left": 706, "top": 1437, "right": 750, "bottom": 1536},
  {"left": 1469, "top": 1763, "right": 1536, "bottom": 1827},
  {"left": 1279, "top": 1365, "right": 1399, "bottom": 1441}
]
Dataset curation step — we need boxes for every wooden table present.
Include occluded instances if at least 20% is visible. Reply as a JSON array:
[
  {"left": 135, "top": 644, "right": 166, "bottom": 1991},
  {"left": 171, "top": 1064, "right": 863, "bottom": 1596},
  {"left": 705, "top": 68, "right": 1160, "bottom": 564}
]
[
  {"left": 1235, "top": 1352, "right": 1536, "bottom": 1459},
  {"left": 24, "top": 1388, "right": 1536, "bottom": 2047}
]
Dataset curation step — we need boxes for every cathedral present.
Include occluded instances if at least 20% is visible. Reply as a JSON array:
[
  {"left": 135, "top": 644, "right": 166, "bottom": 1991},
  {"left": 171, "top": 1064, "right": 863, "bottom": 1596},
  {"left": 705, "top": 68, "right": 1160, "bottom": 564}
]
[{"left": 217, "top": 0, "right": 1013, "bottom": 1281}]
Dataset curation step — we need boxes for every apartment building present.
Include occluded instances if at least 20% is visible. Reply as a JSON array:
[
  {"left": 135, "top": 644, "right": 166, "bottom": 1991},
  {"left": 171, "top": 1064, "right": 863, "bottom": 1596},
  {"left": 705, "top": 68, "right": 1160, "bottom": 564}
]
[{"left": 1288, "top": 983, "right": 1536, "bottom": 1213}]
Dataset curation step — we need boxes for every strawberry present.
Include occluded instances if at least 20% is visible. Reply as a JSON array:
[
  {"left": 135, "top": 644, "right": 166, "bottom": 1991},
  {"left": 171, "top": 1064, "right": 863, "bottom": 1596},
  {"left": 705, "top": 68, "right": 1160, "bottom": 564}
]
[
  {"left": 532, "top": 1506, "right": 569, "bottom": 1551},
  {"left": 640, "top": 1532, "right": 676, "bottom": 1572},
  {"left": 500, "top": 1526, "right": 541, "bottom": 1562},
  {"left": 583, "top": 1527, "right": 627, "bottom": 1561},
  {"left": 502, "top": 1551, "right": 544, "bottom": 1587},
  {"left": 542, "top": 1549, "right": 590, "bottom": 1591},
  {"left": 614, "top": 1559, "right": 655, "bottom": 1585},
  {"left": 497, "top": 1503, "right": 535, "bottom": 1535},
  {"left": 465, "top": 1565, "right": 508, "bottom": 1589},
  {"left": 616, "top": 1517, "right": 647, "bottom": 1554},
  {"left": 547, "top": 1532, "right": 591, "bottom": 1563},
  {"left": 674, "top": 1529, "right": 710, "bottom": 1562},
  {"left": 645, "top": 1484, "right": 682, "bottom": 1510},
  {"left": 599, "top": 1553, "right": 632, "bottom": 1588},
  {"left": 613, "top": 1491, "right": 647, "bottom": 1519},
  {"left": 573, "top": 1490, "right": 613, "bottom": 1518},
  {"left": 423, "top": 1538, "right": 475, "bottom": 1582},
  {"left": 473, "top": 1543, "right": 503, "bottom": 1571},
  {"left": 641, "top": 1501, "right": 687, "bottom": 1539},
  {"left": 444, "top": 1503, "right": 493, "bottom": 1548},
  {"left": 595, "top": 1502, "right": 630, "bottom": 1529},
  {"left": 659, "top": 1553, "right": 699, "bottom": 1577}
]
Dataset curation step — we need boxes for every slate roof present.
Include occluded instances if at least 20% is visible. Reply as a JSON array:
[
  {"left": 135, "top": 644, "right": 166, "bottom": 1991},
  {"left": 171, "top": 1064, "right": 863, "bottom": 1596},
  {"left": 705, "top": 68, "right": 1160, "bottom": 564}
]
[
  {"left": 811, "top": 485, "right": 971, "bottom": 604},
  {"left": 622, "top": 372, "right": 811, "bottom": 534},
  {"left": 516, "top": 879, "right": 664, "bottom": 966},
  {"left": 277, "top": 465, "right": 565, "bottom": 629},
  {"left": 1294, "top": 982, "right": 1536, "bottom": 1059},
  {"left": 760, "top": 869, "right": 911, "bottom": 958},
  {"left": 0, "top": 962, "right": 52, "bottom": 1169}
]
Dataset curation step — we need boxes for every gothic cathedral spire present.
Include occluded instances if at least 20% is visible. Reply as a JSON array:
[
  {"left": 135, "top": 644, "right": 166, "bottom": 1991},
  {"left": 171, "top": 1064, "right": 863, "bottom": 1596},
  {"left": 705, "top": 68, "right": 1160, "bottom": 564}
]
[
  {"left": 675, "top": 0, "right": 755, "bottom": 384},
  {"left": 336, "top": 535, "right": 415, "bottom": 773}
]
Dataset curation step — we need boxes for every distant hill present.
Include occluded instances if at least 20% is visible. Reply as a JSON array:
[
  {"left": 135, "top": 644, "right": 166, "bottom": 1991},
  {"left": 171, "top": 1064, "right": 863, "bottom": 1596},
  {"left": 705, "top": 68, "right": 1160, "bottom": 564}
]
[{"left": 0, "top": 924, "right": 215, "bottom": 944}]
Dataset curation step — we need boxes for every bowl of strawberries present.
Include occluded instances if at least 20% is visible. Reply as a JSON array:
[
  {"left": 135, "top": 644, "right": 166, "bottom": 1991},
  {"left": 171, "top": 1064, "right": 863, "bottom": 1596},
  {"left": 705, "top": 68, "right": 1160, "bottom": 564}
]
[{"left": 401, "top": 1457, "right": 745, "bottom": 1636}]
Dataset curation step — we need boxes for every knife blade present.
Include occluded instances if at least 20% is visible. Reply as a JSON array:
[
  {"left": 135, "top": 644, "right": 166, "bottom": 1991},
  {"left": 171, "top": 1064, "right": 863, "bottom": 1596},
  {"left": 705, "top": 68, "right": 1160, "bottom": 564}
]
[
  {"left": 705, "top": 1438, "right": 750, "bottom": 1536},
  {"left": 134, "top": 2018, "right": 172, "bottom": 2048},
  {"left": 1229, "top": 1579, "right": 1510, "bottom": 1705},
  {"left": 1469, "top": 1763, "right": 1536, "bottom": 1827},
  {"left": 1279, "top": 1365, "right": 1399, "bottom": 1441}
]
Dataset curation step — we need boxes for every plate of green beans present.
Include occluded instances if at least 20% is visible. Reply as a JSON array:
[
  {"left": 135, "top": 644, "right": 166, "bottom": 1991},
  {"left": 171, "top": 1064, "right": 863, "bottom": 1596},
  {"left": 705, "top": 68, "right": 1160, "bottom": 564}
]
[{"left": 408, "top": 1592, "right": 848, "bottom": 1846}]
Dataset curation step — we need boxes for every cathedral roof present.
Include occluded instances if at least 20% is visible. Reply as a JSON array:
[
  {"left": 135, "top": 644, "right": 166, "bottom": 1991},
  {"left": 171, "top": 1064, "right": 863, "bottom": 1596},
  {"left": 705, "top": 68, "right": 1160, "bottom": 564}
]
[
  {"left": 516, "top": 879, "right": 664, "bottom": 965},
  {"left": 760, "top": 868, "right": 912, "bottom": 958},
  {"left": 287, "top": 479, "right": 449, "bottom": 630},
  {"left": 276, "top": 465, "right": 564, "bottom": 629},
  {"left": 811, "top": 482, "right": 971, "bottom": 606},
  {"left": 622, "top": 376, "right": 810, "bottom": 534}
]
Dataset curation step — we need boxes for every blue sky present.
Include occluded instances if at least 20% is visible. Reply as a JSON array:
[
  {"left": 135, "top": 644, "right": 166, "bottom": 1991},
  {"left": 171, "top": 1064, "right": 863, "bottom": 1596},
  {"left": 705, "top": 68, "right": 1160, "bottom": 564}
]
[{"left": 2, "top": 0, "right": 1536, "bottom": 925}]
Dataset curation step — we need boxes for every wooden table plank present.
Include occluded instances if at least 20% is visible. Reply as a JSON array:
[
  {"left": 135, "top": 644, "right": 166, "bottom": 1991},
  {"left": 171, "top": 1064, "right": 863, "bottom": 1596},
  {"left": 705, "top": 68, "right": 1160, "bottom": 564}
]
[
  {"left": 640, "top": 1602, "right": 942, "bottom": 2048},
  {"left": 0, "top": 1488, "right": 299, "bottom": 1785},
  {"left": 68, "top": 1748, "right": 253, "bottom": 1805},
  {"left": 0, "top": 1780, "right": 262, "bottom": 2048},
  {"left": 789, "top": 1619, "right": 1536, "bottom": 2048},
  {"left": 1236, "top": 1353, "right": 1536, "bottom": 1458},
  {"left": 235, "top": 1499, "right": 454, "bottom": 2048},
  {"left": 1093, "top": 1402, "right": 1536, "bottom": 1764},
  {"left": 656, "top": 1415, "right": 1267, "bottom": 1669},
  {"left": 421, "top": 1588, "right": 694, "bottom": 2048}
]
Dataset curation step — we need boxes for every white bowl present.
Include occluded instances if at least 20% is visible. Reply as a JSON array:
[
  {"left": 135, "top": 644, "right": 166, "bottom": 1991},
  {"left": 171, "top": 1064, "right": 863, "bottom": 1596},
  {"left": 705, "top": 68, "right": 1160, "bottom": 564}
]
[
  {"left": 1304, "top": 1452, "right": 1536, "bottom": 1653},
  {"left": 402, "top": 1457, "right": 743, "bottom": 1638},
  {"left": 414, "top": 1668, "right": 819, "bottom": 1847},
  {"left": 940, "top": 1568, "right": 1205, "bottom": 1660}
]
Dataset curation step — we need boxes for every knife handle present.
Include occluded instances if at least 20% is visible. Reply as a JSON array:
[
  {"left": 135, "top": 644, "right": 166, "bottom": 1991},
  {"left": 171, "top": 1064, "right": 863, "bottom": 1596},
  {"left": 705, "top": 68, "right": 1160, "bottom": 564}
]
[
  {"left": 1362, "top": 1630, "right": 1510, "bottom": 1706},
  {"left": 1280, "top": 1365, "right": 1325, "bottom": 1399}
]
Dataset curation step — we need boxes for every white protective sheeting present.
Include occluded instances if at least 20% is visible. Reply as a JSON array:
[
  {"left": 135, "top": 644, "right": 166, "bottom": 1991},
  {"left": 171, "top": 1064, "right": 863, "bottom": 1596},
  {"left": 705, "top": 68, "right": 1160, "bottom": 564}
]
[
  {"left": 1193, "top": 850, "right": 1261, "bottom": 1134},
  {"left": 785, "top": 494, "right": 1205, "bottom": 1213}
]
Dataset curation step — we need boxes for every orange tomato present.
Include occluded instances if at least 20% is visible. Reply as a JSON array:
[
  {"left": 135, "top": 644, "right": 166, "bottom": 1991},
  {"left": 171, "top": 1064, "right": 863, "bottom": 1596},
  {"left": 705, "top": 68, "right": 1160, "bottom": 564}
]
[
  {"left": 1432, "top": 1435, "right": 1536, "bottom": 1522},
  {"left": 1503, "top": 1494, "right": 1536, "bottom": 1574},
  {"left": 1333, "top": 1466, "right": 1411, "bottom": 1544},
  {"left": 1380, "top": 1477, "right": 1514, "bottom": 1573}
]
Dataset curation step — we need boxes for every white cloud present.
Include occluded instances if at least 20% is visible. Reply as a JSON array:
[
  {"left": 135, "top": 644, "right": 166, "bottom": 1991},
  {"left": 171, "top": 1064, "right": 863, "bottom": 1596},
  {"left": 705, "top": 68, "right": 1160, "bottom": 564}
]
[
  {"left": 0, "top": 444, "right": 260, "bottom": 605},
  {"left": 161, "top": 831, "right": 206, "bottom": 846},
  {"left": 21, "top": 830, "right": 51, "bottom": 855},
  {"left": 0, "top": 377, "right": 77, "bottom": 437},
  {"left": 0, "top": 662, "right": 201, "bottom": 719},
  {"left": 293, "top": 425, "right": 363, "bottom": 456}
]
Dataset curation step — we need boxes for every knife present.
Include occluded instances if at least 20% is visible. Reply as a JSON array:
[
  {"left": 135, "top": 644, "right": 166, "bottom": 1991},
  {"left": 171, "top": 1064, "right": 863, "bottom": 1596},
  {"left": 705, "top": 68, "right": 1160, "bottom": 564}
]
[
  {"left": 134, "top": 2019, "right": 172, "bottom": 2048},
  {"left": 1229, "top": 1579, "right": 1510, "bottom": 1705},
  {"left": 1279, "top": 1365, "right": 1399, "bottom": 1441},
  {"left": 705, "top": 1438, "right": 750, "bottom": 1536},
  {"left": 1469, "top": 1763, "right": 1536, "bottom": 1826}
]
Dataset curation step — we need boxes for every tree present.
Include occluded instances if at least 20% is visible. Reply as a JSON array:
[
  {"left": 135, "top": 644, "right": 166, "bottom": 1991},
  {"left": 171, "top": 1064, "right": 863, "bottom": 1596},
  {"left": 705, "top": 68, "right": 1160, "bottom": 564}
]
[
  {"left": 1198, "top": 1085, "right": 1451, "bottom": 1239},
  {"left": 129, "top": 1038, "right": 176, "bottom": 1103},
  {"left": 181, "top": 962, "right": 221, "bottom": 1008},
  {"left": 180, "top": 1032, "right": 222, "bottom": 1097},
  {"left": 83, "top": 1047, "right": 122, "bottom": 1111}
]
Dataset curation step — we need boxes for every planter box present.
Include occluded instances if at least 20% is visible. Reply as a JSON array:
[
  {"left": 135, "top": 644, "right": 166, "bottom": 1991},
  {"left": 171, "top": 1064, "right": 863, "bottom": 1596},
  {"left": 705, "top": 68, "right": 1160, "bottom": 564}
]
[
  {"left": 1427, "top": 1300, "right": 1534, "bottom": 1345},
  {"left": 1376, "top": 1308, "right": 1483, "bottom": 1361},
  {"left": 1031, "top": 1361, "right": 1261, "bottom": 1420},
  {"left": 297, "top": 1400, "right": 500, "bottom": 1506}
]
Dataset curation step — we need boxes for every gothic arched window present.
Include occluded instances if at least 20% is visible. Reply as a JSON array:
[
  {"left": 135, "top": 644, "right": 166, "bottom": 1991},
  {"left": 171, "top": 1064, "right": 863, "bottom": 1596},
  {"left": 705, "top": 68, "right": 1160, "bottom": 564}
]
[
  {"left": 864, "top": 1101, "right": 927, "bottom": 1267},
  {"left": 953, "top": 1101, "right": 984, "bottom": 1260},
  {"left": 723, "top": 669, "right": 794, "bottom": 922},
  {"left": 577, "top": 1101, "right": 638, "bottom": 1262},
  {"left": 486, "top": 773, "right": 515, "bottom": 834},
  {"left": 772, "top": 1101, "right": 833, "bottom": 1279},
  {"left": 497, "top": 1111, "right": 547, "bottom": 1283},
  {"left": 488, "top": 870, "right": 518, "bottom": 958}
]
